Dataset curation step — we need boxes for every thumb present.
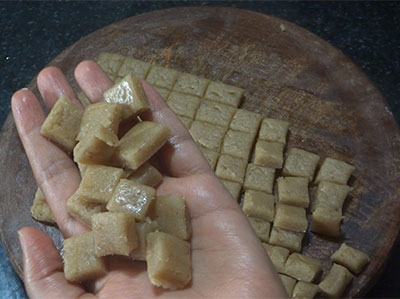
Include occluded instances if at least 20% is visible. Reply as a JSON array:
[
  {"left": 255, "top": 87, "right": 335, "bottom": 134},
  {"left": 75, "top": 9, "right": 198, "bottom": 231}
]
[{"left": 18, "top": 227, "right": 92, "bottom": 299}]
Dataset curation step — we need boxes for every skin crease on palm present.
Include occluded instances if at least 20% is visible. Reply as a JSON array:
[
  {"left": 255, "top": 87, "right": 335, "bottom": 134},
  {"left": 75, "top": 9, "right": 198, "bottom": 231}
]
[{"left": 11, "top": 61, "right": 287, "bottom": 298}]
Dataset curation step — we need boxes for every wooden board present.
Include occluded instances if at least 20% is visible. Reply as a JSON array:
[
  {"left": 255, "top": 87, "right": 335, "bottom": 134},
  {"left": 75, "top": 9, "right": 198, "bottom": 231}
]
[{"left": 1, "top": 7, "right": 400, "bottom": 297}]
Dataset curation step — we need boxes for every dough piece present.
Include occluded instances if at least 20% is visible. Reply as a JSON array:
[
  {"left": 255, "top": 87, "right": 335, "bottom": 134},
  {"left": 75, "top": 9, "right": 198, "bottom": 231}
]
[
  {"left": 243, "top": 163, "right": 275, "bottom": 194},
  {"left": 195, "top": 100, "right": 236, "bottom": 128},
  {"left": 67, "top": 193, "right": 106, "bottom": 228},
  {"left": 107, "top": 179, "right": 156, "bottom": 221},
  {"left": 40, "top": 95, "right": 83, "bottom": 153},
  {"left": 77, "top": 102, "right": 121, "bottom": 141},
  {"left": 263, "top": 244, "right": 290, "bottom": 273},
  {"left": 277, "top": 177, "right": 310, "bottom": 208},
  {"left": 150, "top": 194, "right": 191, "bottom": 240},
  {"left": 221, "top": 130, "right": 255, "bottom": 160},
  {"left": 146, "top": 231, "right": 191, "bottom": 290},
  {"left": 31, "top": 188, "right": 56, "bottom": 224},
  {"left": 254, "top": 140, "right": 284, "bottom": 169},
  {"left": 204, "top": 81, "right": 244, "bottom": 107},
  {"left": 220, "top": 179, "right": 242, "bottom": 201},
  {"left": 166, "top": 92, "right": 201, "bottom": 119},
  {"left": 103, "top": 74, "right": 150, "bottom": 119},
  {"left": 146, "top": 65, "right": 179, "bottom": 90},
  {"left": 248, "top": 217, "right": 271, "bottom": 242},
  {"left": 319, "top": 263, "right": 353, "bottom": 298},
  {"left": 215, "top": 155, "right": 247, "bottom": 184},
  {"left": 242, "top": 190, "right": 275, "bottom": 222},
  {"left": 96, "top": 52, "right": 125, "bottom": 78},
  {"left": 77, "top": 91, "right": 90, "bottom": 107},
  {"left": 78, "top": 163, "right": 88, "bottom": 176},
  {"left": 284, "top": 253, "right": 322, "bottom": 282},
  {"left": 269, "top": 226, "right": 304, "bottom": 252},
  {"left": 274, "top": 203, "right": 308, "bottom": 233},
  {"left": 118, "top": 57, "right": 152, "bottom": 79},
  {"left": 154, "top": 86, "right": 171, "bottom": 101},
  {"left": 332, "top": 243, "right": 370, "bottom": 274},
  {"left": 283, "top": 148, "right": 320, "bottom": 182},
  {"left": 118, "top": 121, "right": 171, "bottom": 170},
  {"left": 279, "top": 274, "right": 296, "bottom": 297},
  {"left": 173, "top": 72, "right": 210, "bottom": 97},
  {"left": 77, "top": 165, "right": 125, "bottom": 204},
  {"left": 315, "top": 157, "right": 355, "bottom": 185},
  {"left": 312, "top": 181, "right": 352, "bottom": 212},
  {"left": 229, "top": 109, "right": 263, "bottom": 134},
  {"left": 63, "top": 232, "right": 107, "bottom": 282},
  {"left": 189, "top": 121, "right": 226, "bottom": 152},
  {"left": 311, "top": 207, "right": 342, "bottom": 237},
  {"left": 258, "top": 118, "right": 289, "bottom": 145},
  {"left": 128, "top": 162, "right": 163, "bottom": 187},
  {"left": 199, "top": 146, "right": 219, "bottom": 170},
  {"left": 292, "top": 281, "right": 319, "bottom": 299},
  {"left": 178, "top": 115, "right": 193, "bottom": 129},
  {"left": 92, "top": 212, "right": 138, "bottom": 257},
  {"left": 131, "top": 218, "right": 159, "bottom": 261}
]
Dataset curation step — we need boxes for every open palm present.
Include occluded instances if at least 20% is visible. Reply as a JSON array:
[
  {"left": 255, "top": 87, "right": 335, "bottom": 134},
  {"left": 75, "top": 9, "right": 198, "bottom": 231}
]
[{"left": 12, "top": 61, "right": 285, "bottom": 298}]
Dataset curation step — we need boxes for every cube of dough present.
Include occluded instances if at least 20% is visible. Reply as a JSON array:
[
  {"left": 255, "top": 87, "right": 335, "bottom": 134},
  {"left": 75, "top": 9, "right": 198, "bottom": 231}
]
[
  {"left": 195, "top": 100, "right": 236, "bottom": 128},
  {"left": 150, "top": 194, "right": 191, "bottom": 240},
  {"left": 63, "top": 232, "right": 107, "bottom": 282},
  {"left": 173, "top": 73, "right": 210, "bottom": 97},
  {"left": 118, "top": 121, "right": 171, "bottom": 170},
  {"left": 254, "top": 140, "right": 284, "bottom": 169},
  {"left": 292, "top": 281, "right": 319, "bottom": 299},
  {"left": 277, "top": 177, "right": 310, "bottom": 208},
  {"left": 92, "top": 212, "right": 138, "bottom": 257},
  {"left": 269, "top": 227, "right": 304, "bottom": 252},
  {"left": 131, "top": 218, "right": 159, "bottom": 261},
  {"left": 154, "top": 86, "right": 171, "bottom": 101},
  {"left": 319, "top": 263, "right": 353, "bottom": 298},
  {"left": 166, "top": 92, "right": 201, "bottom": 119},
  {"left": 279, "top": 274, "right": 297, "bottom": 297},
  {"left": 215, "top": 155, "right": 247, "bottom": 184},
  {"left": 96, "top": 52, "right": 125, "bottom": 77},
  {"left": 243, "top": 163, "right": 275, "bottom": 194},
  {"left": 146, "top": 66, "right": 179, "bottom": 90},
  {"left": 146, "top": 231, "right": 191, "bottom": 290},
  {"left": 103, "top": 74, "right": 150, "bottom": 119},
  {"left": 274, "top": 204, "right": 308, "bottom": 233},
  {"left": 229, "top": 109, "right": 263, "bottom": 134},
  {"left": 128, "top": 162, "right": 162, "bottom": 187},
  {"left": 263, "top": 244, "right": 290, "bottom": 273},
  {"left": 73, "top": 126, "right": 119, "bottom": 165},
  {"left": 40, "top": 96, "right": 83, "bottom": 153},
  {"left": 332, "top": 243, "right": 370, "bottom": 274},
  {"left": 311, "top": 207, "right": 342, "bottom": 237},
  {"left": 283, "top": 148, "right": 320, "bottom": 181},
  {"left": 178, "top": 116, "right": 192, "bottom": 129},
  {"left": 31, "top": 188, "right": 56, "bottom": 223},
  {"left": 199, "top": 146, "right": 219, "bottom": 170},
  {"left": 77, "top": 91, "right": 90, "bottom": 107},
  {"left": 284, "top": 253, "right": 322, "bottom": 282},
  {"left": 78, "top": 163, "right": 88, "bottom": 176},
  {"left": 67, "top": 193, "right": 106, "bottom": 228},
  {"left": 189, "top": 121, "right": 227, "bottom": 152},
  {"left": 204, "top": 81, "right": 244, "bottom": 107},
  {"left": 220, "top": 179, "right": 242, "bottom": 202},
  {"left": 77, "top": 102, "right": 121, "bottom": 141},
  {"left": 242, "top": 190, "right": 275, "bottom": 222},
  {"left": 248, "top": 217, "right": 271, "bottom": 242},
  {"left": 258, "top": 118, "right": 289, "bottom": 144},
  {"left": 77, "top": 165, "right": 125, "bottom": 204},
  {"left": 313, "top": 181, "right": 352, "bottom": 212},
  {"left": 118, "top": 57, "right": 152, "bottom": 79},
  {"left": 106, "top": 179, "right": 156, "bottom": 221},
  {"left": 221, "top": 130, "right": 255, "bottom": 160},
  {"left": 315, "top": 158, "right": 355, "bottom": 185}
]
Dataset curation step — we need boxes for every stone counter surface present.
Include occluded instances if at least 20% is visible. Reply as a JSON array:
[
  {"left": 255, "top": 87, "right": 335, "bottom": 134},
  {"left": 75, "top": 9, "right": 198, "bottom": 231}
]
[{"left": 1, "top": 1, "right": 399, "bottom": 298}]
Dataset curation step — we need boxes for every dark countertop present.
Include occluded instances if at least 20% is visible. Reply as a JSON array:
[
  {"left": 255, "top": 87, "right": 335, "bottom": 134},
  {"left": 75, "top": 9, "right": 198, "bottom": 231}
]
[{"left": 1, "top": 1, "right": 399, "bottom": 298}]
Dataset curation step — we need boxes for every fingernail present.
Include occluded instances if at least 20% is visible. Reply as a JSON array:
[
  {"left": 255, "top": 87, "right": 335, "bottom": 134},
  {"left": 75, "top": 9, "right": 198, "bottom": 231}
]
[
  {"left": 21, "top": 88, "right": 29, "bottom": 90},
  {"left": 18, "top": 230, "right": 26, "bottom": 255}
]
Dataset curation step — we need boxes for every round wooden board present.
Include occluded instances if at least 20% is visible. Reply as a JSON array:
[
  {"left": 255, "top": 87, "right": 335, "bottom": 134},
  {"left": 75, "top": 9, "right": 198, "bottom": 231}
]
[{"left": 1, "top": 7, "right": 400, "bottom": 297}]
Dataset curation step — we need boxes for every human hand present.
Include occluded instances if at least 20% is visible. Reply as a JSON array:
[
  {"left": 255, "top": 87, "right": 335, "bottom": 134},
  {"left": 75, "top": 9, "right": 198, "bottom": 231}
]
[{"left": 11, "top": 61, "right": 286, "bottom": 298}]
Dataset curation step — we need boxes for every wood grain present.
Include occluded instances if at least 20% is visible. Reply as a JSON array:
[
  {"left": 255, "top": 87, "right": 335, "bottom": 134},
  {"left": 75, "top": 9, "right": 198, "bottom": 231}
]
[{"left": 1, "top": 7, "right": 400, "bottom": 297}]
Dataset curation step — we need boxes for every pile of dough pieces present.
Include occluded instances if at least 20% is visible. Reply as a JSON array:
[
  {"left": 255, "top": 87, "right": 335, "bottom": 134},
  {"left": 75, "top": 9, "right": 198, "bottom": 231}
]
[{"left": 35, "top": 74, "right": 192, "bottom": 290}]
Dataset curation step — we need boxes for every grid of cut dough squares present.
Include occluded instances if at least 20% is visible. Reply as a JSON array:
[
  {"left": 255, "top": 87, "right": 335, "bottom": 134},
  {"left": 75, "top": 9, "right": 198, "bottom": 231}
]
[{"left": 89, "top": 53, "right": 368, "bottom": 298}]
